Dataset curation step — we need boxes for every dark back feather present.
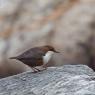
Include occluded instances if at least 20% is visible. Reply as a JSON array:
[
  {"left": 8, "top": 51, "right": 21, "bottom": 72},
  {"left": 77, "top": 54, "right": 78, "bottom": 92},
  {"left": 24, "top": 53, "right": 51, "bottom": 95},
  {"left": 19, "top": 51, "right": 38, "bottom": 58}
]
[{"left": 17, "top": 47, "right": 46, "bottom": 60}]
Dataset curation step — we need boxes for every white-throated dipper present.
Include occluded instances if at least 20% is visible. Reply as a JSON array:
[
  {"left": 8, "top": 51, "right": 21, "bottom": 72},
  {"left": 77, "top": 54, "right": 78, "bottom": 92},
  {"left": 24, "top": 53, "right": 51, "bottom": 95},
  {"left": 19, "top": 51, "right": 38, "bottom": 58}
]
[{"left": 10, "top": 45, "right": 59, "bottom": 72}]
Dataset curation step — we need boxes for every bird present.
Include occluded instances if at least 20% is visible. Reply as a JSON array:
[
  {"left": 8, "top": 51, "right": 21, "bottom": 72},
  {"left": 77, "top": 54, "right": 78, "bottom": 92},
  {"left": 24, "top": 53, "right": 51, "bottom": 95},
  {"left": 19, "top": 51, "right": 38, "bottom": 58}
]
[{"left": 10, "top": 45, "right": 59, "bottom": 72}]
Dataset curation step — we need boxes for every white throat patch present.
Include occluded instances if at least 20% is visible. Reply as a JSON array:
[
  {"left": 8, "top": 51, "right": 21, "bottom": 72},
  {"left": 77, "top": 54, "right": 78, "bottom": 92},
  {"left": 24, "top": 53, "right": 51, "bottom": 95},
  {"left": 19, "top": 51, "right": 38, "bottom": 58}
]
[{"left": 43, "top": 51, "right": 54, "bottom": 64}]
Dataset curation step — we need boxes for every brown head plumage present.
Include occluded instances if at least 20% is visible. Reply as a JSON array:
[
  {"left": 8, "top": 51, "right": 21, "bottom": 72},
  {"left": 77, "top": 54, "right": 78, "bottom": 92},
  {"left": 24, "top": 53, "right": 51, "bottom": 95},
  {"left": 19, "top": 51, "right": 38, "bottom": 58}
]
[{"left": 40, "top": 45, "right": 59, "bottom": 53}]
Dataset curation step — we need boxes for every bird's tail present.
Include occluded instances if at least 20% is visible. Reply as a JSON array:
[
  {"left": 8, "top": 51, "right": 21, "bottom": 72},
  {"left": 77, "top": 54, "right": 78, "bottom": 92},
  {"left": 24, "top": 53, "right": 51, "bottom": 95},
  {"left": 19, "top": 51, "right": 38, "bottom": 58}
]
[{"left": 10, "top": 57, "right": 17, "bottom": 59}]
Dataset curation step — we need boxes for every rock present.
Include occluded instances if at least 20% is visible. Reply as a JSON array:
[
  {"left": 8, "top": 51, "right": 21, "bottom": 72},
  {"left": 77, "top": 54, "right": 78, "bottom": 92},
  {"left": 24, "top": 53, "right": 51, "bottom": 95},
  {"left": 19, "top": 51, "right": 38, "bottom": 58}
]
[{"left": 0, "top": 65, "right": 95, "bottom": 95}]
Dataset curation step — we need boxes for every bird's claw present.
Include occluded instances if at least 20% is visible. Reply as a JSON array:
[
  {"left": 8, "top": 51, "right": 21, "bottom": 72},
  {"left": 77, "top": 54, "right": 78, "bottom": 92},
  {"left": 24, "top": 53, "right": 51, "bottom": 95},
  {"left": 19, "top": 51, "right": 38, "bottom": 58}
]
[{"left": 32, "top": 67, "right": 47, "bottom": 73}]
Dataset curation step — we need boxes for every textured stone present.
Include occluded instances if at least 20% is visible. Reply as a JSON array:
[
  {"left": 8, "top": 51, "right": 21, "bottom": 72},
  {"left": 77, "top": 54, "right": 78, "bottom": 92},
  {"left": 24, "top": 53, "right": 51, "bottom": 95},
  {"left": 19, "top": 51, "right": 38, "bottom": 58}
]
[{"left": 0, "top": 65, "right": 95, "bottom": 95}]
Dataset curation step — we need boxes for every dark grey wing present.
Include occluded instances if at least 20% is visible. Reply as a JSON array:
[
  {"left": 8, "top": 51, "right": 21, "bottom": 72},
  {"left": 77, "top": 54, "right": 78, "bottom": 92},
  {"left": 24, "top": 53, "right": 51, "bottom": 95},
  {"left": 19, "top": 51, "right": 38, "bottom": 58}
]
[{"left": 17, "top": 47, "right": 45, "bottom": 59}]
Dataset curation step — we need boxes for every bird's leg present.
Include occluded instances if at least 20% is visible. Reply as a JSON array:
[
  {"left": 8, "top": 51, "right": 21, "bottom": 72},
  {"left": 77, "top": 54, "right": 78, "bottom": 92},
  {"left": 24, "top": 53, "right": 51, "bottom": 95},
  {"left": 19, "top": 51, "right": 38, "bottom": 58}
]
[
  {"left": 31, "top": 67, "right": 42, "bottom": 73},
  {"left": 31, "top": 67, "right": 38, "bottom": 73},
  {"left": 33, "top": 67, "right": 41, "bottom": 72},
  {"left": 41, "top": 64, "right": 48, "bottom": 70},
  {"left": 33, "top": 66, "right": 47, "bottom": 72},
  {"left": 31, "top": 66, "right": 47, "bottom": 73}
]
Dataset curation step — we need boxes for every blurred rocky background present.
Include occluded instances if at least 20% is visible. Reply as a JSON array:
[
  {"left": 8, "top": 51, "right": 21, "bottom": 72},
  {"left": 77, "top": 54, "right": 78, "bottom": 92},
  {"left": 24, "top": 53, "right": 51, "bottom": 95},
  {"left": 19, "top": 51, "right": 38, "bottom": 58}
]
[{"left": 0, "top": 0, "right": 95, "bottom": 78}]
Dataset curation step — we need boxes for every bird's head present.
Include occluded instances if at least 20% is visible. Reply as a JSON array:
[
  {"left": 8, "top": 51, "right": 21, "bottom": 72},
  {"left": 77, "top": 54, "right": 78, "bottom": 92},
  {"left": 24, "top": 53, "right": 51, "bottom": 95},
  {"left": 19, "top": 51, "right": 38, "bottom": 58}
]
[
  {"left": 42, "top": 46, "right": 59, "bottom": 64},
  {"left": 43, "top": 45, "right": 59, "bottom": 53}
]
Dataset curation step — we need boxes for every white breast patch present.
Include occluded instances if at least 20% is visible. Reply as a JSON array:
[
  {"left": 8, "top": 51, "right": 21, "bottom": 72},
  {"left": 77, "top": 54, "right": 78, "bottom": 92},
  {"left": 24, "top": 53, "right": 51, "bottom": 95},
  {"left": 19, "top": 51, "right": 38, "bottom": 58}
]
[{"left": 43, "top": 51, "right": 54, "bottom": 64}]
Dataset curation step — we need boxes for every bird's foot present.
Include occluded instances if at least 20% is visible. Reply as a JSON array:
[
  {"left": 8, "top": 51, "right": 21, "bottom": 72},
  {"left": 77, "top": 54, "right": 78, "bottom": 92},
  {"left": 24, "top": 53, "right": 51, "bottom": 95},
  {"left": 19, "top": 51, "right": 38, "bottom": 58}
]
[
  {"left": 31, "top": 67, "right": 38, "bottom": 73},
  {"left": 32, "top": 70, "right": 39, "bottom": 73},
  {"left": 34, "top": 67, "right": 42, "bottom": 72},
  {"left": 31, "top": 67, "right": 47, "bottom": 73}
]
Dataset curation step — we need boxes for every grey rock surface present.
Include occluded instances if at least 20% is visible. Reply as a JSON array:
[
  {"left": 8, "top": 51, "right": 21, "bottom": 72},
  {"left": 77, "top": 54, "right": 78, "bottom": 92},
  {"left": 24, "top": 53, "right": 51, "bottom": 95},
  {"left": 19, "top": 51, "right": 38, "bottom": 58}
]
[{"left": 0, "top": 65, "right": 95, "bottom": 95}]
